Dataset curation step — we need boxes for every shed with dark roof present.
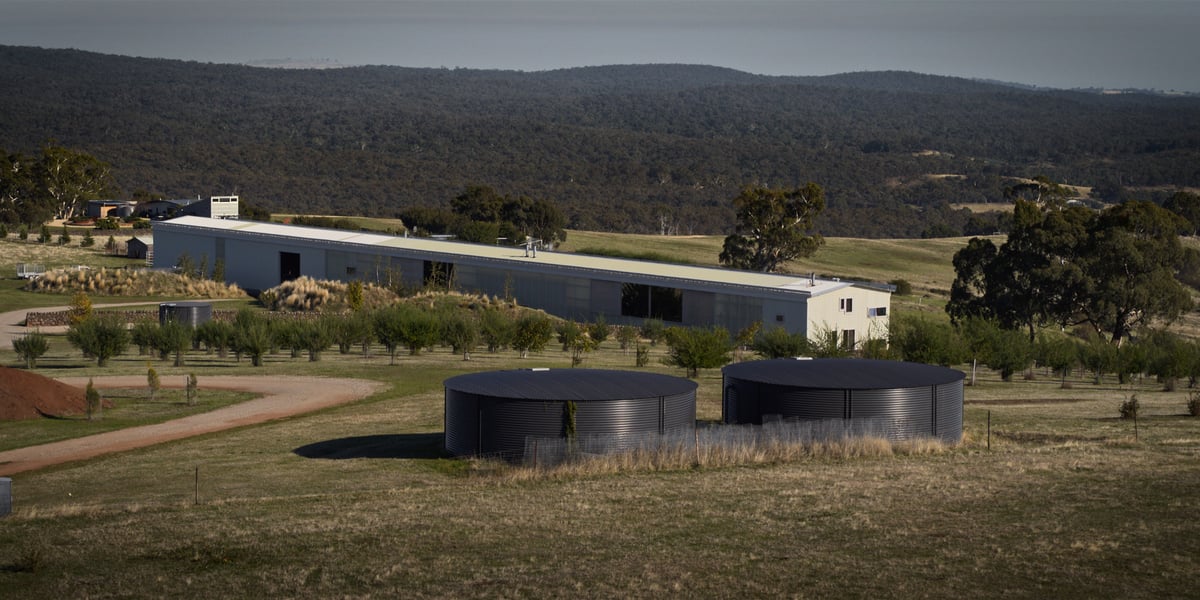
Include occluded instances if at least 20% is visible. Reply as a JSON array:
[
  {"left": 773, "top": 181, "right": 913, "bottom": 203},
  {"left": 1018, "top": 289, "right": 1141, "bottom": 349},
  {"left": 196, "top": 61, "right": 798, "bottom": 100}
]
[
  {"left": 444, "top": 369, "right": 697, "bottom": 461},
  {"left": 721, "top": 358, "right": 964, "bottom": 443}
]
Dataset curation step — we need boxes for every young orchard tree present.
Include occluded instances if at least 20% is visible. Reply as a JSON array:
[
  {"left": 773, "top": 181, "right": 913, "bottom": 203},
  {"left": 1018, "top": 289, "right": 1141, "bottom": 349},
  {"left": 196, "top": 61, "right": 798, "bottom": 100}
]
[
  {"left": 373, "top": 305, "right": 415, "bottom": 364},
  {"left": 12, "top": 331, "right": 50, "bottom": 368},
  {"left": 752, "top": 327, "right": 810, "bottom": 359},
  {"left": 231, "top": 309, "right": 271, "bottom": 367},
  {"left": 663, "top": 326, "right": 733, "bottom": 378},
  {"left": 154, "top": 320, "right": 193, "bottom": 367},
  {"left": 66, "top": 313, "right": 130, "bottom": 367},
  {"left": 479, "top": 308, "right": 515, "bottom": 353},
  {"left": 298, "top": 318, "right": 333, "bottom": 362},
  {"left": 147, "top": 366, "right": 161, "bottom": 401},
  {"left": 441, "top": 312, "right": 480, "bottom": 361},
  {"left": 512, "top": 314, "right": 554, "bottom": 359},
  {"left": 85, "top": 378, "right": 102, "bottom": 421},
  {"left": 614, "top": 325, "right": 639, "bottom": 355}
]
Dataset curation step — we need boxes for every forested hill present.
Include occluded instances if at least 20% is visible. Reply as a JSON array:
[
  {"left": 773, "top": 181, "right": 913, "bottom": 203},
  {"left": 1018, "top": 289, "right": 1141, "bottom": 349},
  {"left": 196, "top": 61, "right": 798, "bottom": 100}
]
[{"left": 3, "top": 45, "right": 1199, "bottom": 238}]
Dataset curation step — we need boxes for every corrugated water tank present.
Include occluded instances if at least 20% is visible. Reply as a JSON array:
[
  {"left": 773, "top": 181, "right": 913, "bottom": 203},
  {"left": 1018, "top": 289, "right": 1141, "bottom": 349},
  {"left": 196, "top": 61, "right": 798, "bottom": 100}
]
[
  {"left": 444, "top": 369, "right": 698, "bottom": 461},
  {"left": 158, "top": 301, "right": 212, "bottom": 328},
  {"left": 722, "top": 358, "right": 964, "bottom": 443}
]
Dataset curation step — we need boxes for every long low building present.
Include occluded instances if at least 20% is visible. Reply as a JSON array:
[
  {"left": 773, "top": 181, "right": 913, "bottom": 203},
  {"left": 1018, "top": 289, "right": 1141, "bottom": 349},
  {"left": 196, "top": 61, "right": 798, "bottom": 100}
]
[{"left": 152, "top": 216, "right": 891, "bottom": 344}]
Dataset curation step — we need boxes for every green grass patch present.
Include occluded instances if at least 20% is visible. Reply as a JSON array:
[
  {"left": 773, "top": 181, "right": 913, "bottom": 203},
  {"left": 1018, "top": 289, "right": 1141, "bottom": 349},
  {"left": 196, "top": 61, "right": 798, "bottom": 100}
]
[
  {"left": 0, "top": 228, "right": 1198, "bottom": 597},
  {"left": 0, "top": 388, "right": 257, "bottom": 451},
  {"left": 572, "top": 245, "right": 696, "bottom": 265}
]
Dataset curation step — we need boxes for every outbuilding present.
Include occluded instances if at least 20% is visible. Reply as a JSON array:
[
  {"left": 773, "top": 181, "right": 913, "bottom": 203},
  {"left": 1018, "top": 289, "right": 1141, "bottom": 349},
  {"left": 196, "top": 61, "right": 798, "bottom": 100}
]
[
  {"left": 151, "top": 216, "right": 891, "bottom": 341},
  {"left": 127, "top": 235, "right": 153, "bottom": 260}
]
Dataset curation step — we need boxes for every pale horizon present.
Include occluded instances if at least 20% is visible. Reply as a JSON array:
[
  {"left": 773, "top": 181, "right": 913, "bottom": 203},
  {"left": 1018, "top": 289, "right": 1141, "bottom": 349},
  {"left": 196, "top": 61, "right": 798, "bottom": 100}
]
[{"left": 2, "top": 0, "right": 1198, "bottom": 92}]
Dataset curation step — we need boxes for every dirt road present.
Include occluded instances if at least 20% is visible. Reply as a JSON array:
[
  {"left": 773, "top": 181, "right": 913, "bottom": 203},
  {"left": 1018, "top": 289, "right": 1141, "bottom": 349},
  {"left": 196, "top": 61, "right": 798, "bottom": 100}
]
[
  {"left": 0, "top": 301, "right": 158, "bottom": 347},
  {"left": 0, "top": 375, "right": 386, "bottom": 476}
]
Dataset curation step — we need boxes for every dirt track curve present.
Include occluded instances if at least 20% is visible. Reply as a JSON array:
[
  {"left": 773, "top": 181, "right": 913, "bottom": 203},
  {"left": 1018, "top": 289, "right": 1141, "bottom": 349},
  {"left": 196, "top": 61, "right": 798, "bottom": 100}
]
[{"left": 0, "top": 375, "right": 386, "bottom": 476}]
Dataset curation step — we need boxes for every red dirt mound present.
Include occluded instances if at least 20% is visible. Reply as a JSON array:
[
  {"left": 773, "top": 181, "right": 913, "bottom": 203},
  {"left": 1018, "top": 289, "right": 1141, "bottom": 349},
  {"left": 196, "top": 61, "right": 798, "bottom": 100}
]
[{"left": 0, "top": 366, "right": 90, "bottom": 420}]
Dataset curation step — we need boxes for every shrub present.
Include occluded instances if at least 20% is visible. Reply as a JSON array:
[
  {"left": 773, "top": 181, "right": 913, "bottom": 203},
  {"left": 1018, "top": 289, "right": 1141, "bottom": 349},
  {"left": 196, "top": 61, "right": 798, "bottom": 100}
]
[
  {"left": 12, "top": 331, "right": 50, "bottom": 368},
  {"left": 80, "top": 229, "right": 95, "bottom": 247},
  {"left": 635, "top": 344, "right": 650, "bottom": 367},
  {"left": 1187, "top": 391, "right": 1200, "bottom": 417},
  {"left": 663, "top": 326, "right": 733, "bottom": 378},
  {"left": 752, "top": 326, "right": 809, "bottom": 359},
  {"left": 615, "top": 325, "right": 638, "bottom": 354},
  {"left": 66, "top": 314, "right": 131, "bottom": 364},
  {"left": 147, "top": 367, "right": 160, "bottom": 400},
  {"left": 18, "top": 224, "right": 28, "bottom": 240},
  {"left": 85, "top": 378, "right": 102, "bottom": 420},
  {"left": 95, "top": 216, "right": 120, "bottom": 230},
  {"left": 68, "top": 292, "right": 93, "bottom": 325},
  {"left": 889, "top": 278, "right": 913, "bottom": 296},
  {"left": 586, "top": 315, "right": 610, "bottom": 346},
  {"left": 479, "top": 307, "right": 514, "bottom": 352},
  {"left": 555, "top": 320, "right": 583, "bottom": 352},
  {"left": 186, "top": 373, "right": 198, "bottom": 406},
  {"left": 512, "top": 314, "right": 554, "bottom": 358},
  {"left": 38, "top": 224, "right": 51, "bottom": 243},
  {"left": 639, "top": 318, "right": 666, "bottom": 345},
  {"left": 1119, "top": 395, "right": 1139, "bottom": 420},
  {"left": 58, "top": 225, "right": 71, "bottom": 245}
]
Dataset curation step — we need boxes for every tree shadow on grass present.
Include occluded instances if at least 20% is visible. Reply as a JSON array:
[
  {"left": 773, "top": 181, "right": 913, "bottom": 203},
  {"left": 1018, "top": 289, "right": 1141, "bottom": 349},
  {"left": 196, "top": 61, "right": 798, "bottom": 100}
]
[{"left": 293, "top": 433, "right": 445, "bottom": 460}]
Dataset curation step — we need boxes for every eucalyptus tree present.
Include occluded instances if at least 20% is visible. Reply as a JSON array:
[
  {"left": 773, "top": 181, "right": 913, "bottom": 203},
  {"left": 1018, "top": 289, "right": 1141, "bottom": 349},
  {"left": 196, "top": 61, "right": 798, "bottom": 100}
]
[{"left": 719, "top": 183, "right": 825, "bottom": 273}]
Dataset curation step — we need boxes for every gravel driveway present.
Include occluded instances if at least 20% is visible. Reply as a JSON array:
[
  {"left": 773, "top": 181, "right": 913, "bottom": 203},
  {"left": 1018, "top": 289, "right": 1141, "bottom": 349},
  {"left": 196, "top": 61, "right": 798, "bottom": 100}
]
[{"left": 0, "top": 375, "right": 386, "bottom": 476}]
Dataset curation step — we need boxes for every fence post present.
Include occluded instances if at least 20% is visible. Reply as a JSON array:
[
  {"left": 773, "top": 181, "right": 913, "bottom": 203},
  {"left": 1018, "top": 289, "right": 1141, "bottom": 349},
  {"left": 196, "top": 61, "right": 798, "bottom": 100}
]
[
  {"left": 987, "top": 410, "right": 991, "bottom": 451},
  {"left": 532, "top": 439, "right": 538, "bottom": 470},
  {"left": 194, "top": 466, "right": 199, "bottom": 505}
]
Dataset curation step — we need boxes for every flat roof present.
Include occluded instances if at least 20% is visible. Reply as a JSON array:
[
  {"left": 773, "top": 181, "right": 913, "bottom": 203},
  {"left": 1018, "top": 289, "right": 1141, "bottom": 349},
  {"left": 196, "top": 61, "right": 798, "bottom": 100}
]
[
  {"left": 723, "top": 358, "right": 965, "bottom": 388},
  {"left": 155, "top": 216, "right": 885, "bottom": 298},
  {"left": 444, "top": 369, "right": 697, "bottom": 400}
]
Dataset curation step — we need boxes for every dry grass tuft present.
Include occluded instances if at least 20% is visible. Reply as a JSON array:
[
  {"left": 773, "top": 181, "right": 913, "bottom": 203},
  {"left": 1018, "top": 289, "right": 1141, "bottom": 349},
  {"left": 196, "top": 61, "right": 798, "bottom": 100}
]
[
  {"left": 496, "top": 434, "right": 946, "bottom": 481},
  {"left": 25, "top": 267, "right": 245, "bottom": 298},
  {"left": 258, "top": 276, "right": 396, "bottom": 312}
]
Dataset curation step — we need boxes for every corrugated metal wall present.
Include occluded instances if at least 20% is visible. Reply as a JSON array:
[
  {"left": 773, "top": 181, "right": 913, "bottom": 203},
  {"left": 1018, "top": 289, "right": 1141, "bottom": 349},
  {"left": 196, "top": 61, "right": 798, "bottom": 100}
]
[
  {"left": 445, "top": 390, "right": 696, "bottom": 461},
  {"left": 158, "top": 302, "right": 212, "bottom": 328},
  {"left": 722, "top": 377, "right": 963, "bottom": 444},
  {"left": 0, "top": 477, "right": 10, "bottom": 517}
]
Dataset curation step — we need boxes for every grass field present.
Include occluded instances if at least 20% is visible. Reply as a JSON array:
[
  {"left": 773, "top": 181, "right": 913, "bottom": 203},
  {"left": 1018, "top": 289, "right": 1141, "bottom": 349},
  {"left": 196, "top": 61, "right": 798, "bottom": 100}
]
[{"left": 1, "top": 230, "right": 1199, "bottom": 597}]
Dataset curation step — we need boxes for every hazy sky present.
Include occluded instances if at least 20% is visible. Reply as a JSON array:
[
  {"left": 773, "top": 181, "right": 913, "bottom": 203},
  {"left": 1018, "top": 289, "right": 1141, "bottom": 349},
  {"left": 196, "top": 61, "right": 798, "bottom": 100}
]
[{"left": 2, "top": 0, "right": 1198, "bottom": 91}]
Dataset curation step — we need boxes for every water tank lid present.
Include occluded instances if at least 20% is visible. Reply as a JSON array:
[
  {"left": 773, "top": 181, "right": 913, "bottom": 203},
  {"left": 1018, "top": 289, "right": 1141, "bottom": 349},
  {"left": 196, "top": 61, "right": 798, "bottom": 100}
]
[
  {"left": 445, "top": 369, "right": 697, "bottom": 401},
  {"left": 722, "top": 358, "right": 964, "bottom": 389},
  {"left": 160, "top": 301, "right": 212, "bottom": 308}
]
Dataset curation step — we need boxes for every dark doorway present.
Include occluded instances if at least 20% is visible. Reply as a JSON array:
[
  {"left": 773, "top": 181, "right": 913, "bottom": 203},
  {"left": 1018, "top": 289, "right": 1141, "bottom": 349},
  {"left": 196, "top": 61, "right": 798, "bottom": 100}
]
[
  {"left": 620, "top": 283, "right": 683, "bottom": 322},
  {"left": 280, "top": 251, "right": 300, "bottom": 282}
]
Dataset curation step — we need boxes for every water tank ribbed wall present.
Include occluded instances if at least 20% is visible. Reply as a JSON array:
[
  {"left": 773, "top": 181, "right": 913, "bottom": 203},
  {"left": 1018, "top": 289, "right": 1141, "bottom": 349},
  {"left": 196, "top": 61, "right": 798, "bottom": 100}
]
[
  {"left": 0, "top": 477, "right": 11, "bottom": 517},
  {"left": 158, "top": 301, "right": 213, "bottom": 328},
  {"left": 443, "top": 391, "right": 481, "bottom": 457},
  {"left": 444, "top": 369, "right": 698, "bottom": 461},
  {"left": 850, "top": 387, "right": 935, "bottom": 441},
  {"left": 722, "top": 359, "right": 965, "bottom": 444},
  {"left": 934, "top": 381, "right": 964, "bottom": 443},
  {"left": 772, "top": 386, "right": 846, "bottom": 421}
]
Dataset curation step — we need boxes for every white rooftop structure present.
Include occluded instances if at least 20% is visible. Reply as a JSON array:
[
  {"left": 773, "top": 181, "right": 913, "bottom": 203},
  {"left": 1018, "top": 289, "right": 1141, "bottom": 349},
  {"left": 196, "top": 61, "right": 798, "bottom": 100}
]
[{"left": 152, "top": 216, "right": 891, "bottom": 342}]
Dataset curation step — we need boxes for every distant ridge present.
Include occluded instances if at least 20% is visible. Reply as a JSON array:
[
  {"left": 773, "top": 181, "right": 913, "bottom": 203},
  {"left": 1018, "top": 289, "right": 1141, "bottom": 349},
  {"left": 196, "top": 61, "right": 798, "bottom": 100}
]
[{"left": 2, "top": 45, "right": 1198, "bottom": 238}]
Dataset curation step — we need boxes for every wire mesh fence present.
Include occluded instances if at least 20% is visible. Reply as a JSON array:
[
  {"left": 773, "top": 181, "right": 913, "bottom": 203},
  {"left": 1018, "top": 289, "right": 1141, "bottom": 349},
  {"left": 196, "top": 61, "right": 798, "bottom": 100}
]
[{"left": 522, "top": 416, "right": 908, "bottom": 470}]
